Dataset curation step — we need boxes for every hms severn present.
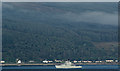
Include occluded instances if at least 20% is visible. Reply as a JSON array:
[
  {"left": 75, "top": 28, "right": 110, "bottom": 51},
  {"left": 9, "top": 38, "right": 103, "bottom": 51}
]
[{"left": 55, "top": 61, "right": 82, "bottom": 69}]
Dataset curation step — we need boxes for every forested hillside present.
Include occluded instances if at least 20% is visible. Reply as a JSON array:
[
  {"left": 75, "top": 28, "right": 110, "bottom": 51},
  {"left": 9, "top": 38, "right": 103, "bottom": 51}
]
[{"left": 2, "top": 2, "right": 118, "bottom": 63}]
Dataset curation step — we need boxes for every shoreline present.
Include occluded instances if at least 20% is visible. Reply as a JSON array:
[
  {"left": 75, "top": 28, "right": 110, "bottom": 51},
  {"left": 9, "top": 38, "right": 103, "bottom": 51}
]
[{"left": 1, "top": 63, "right": 118, "bottom": 66}]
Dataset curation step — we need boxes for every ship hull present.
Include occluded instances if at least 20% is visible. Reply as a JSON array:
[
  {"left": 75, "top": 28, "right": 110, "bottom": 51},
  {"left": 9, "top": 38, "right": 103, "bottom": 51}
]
[{"left": 55, "top": 65, "right": 82, "bottom": 69}]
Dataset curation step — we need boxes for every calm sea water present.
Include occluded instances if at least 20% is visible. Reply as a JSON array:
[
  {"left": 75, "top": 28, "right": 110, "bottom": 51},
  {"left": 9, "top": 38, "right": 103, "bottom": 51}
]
[
  {"left": 1, "top": 69, "right": 120, "bottom": 71},
  {"left": 1, "top": 65, "right": 119, "bottom": 71}
]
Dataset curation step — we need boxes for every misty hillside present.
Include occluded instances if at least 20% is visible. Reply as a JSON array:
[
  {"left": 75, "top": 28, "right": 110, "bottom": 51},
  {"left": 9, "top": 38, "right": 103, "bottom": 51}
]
[{"left": 2, "top": 2, "right": 118, "bottom": 63}]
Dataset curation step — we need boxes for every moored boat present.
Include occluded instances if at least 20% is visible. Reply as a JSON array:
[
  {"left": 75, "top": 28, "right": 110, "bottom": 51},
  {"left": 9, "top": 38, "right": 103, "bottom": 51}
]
[{"left": 55, "top": 61, "right": 82, "bottom": 69}]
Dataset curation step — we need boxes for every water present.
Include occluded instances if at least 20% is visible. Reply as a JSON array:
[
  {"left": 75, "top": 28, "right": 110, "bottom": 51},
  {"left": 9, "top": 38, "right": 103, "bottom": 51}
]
[
  {"left": 1, "top": 65, "right": 119, "bottom": 71},
  {"left": 1, "top": 69, "right": 120, "bottom": 71}
]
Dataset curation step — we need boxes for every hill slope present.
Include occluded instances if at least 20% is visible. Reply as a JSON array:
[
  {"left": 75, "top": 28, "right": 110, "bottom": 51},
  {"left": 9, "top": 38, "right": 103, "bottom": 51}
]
[{"left": 2, "top": 2, "right": 118, "bottom": 63}]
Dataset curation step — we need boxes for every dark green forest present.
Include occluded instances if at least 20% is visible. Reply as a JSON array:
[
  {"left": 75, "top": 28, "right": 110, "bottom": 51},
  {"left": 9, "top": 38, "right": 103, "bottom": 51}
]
[{"left": 2, "top": 2, "right": 118, "bottom": 63}]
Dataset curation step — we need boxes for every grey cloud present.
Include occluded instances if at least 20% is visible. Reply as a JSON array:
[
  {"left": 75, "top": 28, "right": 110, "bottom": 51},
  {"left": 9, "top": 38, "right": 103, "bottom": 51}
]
[
  {"left": 2, "top": 3, "right": 14, "bottom": 9},
  {"left": 61, "top": 11, "right": 118, "bottom": 25}
]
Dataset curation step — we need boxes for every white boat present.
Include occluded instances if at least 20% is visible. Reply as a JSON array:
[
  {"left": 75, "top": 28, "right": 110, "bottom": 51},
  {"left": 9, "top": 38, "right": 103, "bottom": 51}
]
[{"left": 55, "top": 61, "right": 82, "bottom": 69}]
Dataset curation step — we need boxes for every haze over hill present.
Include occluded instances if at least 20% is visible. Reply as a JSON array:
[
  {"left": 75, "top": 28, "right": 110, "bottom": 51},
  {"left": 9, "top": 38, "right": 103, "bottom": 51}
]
[{"left": 2, "top": 2, "right": 118, "bottom": 63}]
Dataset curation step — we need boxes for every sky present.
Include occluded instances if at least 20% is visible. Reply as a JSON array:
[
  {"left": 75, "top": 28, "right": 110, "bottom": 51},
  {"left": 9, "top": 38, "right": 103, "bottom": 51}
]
[
  {"left": 2, "top": 0, "right": 120, "bottom": 2},
  {"left": 2, "top": 2, "right": 118, "bottom": 25}
]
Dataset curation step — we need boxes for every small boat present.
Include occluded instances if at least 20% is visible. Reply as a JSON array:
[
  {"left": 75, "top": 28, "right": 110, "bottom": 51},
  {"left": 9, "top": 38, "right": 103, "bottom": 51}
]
[{"left": 55, "top": 61, "right": 82, "bottom": 69}]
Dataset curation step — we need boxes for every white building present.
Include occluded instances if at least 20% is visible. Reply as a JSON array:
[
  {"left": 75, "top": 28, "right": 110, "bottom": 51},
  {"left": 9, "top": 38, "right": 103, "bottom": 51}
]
[
  {"left": 105, "top": 60, "right": 114, "bottom": 62},
  {"left": 95, "top": 61, "right": 102, "bottom": 63},
  {"left": 82, "top": 61, "right": 88, "bottom": 63},
  {"left": 82, "top": 61, "right": 92, "bottom": 63},
  {"left": 78, "top": 61, "right": 82, "bottom": 63},
  {"left": 55, "top": 60, "right": 62, "bottom": 63},
  {"left": 43, "top": 60, "right": 48, "bottom": 63},
  {"left": 73, "top": 60, "right": 77, "bottom": 63},
  {"left": 115, "top": 60, "right": 118, "bottom": 62},
  {"left": 87, "top": 61, "right": 92, "bottom": 63},
  {"left": 48, "top": 61, "right": 53, "bottom": 63},
  {"left": 17, "top": 60, "right": 22, "bottom": 64},
  {"left": 0, "top": 61, "right": 5, "bottom": 63}
]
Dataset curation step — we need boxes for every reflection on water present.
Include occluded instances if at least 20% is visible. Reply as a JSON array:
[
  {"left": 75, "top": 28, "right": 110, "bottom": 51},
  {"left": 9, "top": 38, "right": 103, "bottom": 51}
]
[{"left": 1, "top": 69, "right": 119, "bottom": 71}]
